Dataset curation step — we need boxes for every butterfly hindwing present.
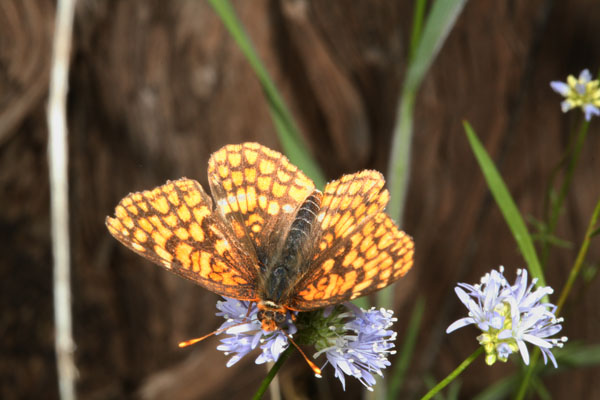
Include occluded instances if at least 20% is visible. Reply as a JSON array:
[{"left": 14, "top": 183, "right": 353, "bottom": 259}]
[{"left": 287, "top": 171, "right": 415, "bottom": 310}]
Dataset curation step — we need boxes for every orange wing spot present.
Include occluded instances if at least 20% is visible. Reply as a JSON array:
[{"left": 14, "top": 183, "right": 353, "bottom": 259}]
[
  {"left": 248, "top": 213, "right": 264, "bottom": 226},
  {"left": 257, "top": 176, "right": 271, "bottom": 192},
  {"left": 152, "top": 231, "right": 167, "bottom": 249},
  {"left": 184, "top": 191, "right": 202, "bottom": 207},
  {"left": 234, "top": 276, "right": 248, "bottom": 285},
  {"left": 214, "top": 149, "right": 227, "bottom": 163},
  {"left": 134, "top": 229, "right": 148, "bottom": 243},
  {"left": 353, "top": 279, "right": 373, "bottom": 293},
  {"left": 340, "top": 195, "right": 353, "bottom": 210},
  {"left": 320, "top": 214, "right": 331, "bottom": 230},
  {"left": 340, "top": 270, "right": 357, "bottom": 293},
  {"left": 189, "top": 251, "right": 199, "bottom": 272},
  {"left": 232, "top": 220, "right": 245, "bottom": 238},
  {"left": 121, "top": 197, "right": 133, "bottom": 207},
  {"left": 378, "top": 233, "right": 394, "bottom": 250},
  {"left": 322, "top": 258, "right": 335, "bottom": 273},
  {"left": 115, "top": 205, "right": 128, "bottom": 219},
  {"left": 259, "top": 159, "right": 275, "bottom": 175},
  {"left": 277, "top": 170, "right": 291, "bottom": 183},
  {"left": 365, "top": 245, "right": 379, "bottom": 260},
  {"left": 167, "top": 189, "right": 180, "bottom": 206},
  {"left": 132, "top": 242, "right": 145, "bottom": 252},
  {"left": 215, "top": 239, "right": 230, "bottom": 256},
  {"left": 127, "top": 205, "right": 139, "bottom": 215},
  {"left": 323, "top": 274, "right": 340, "bottom": 298},
  {"left": 177, "top": 204, "right": 191, "bottom": 222},
  {"left": 122, "top": 216, "right": 135, "bottom": 229},
  {"left": 343, "top": 249, "right": 358, "bottom": 266},
  {"left": 189, "top": 222, "right": 204, "bottom": 242},
  {"left": 221, "top": 272, "right": 237, "bottom": 285},
  {"left": 362, "top": 221, "right": 375, "bottom": 237},
  {"left": 289, "top": 185, "right": 308, "bottom": 203},
  {"left": 272, "top": 181, "right": 286, "bottom": 198},
  {"left": 244, "top": 168, "right": 256, "bottom": 183},
  {"left": 298, "top": 284, "right": 317, "bottom": 301},
  {"left": 209, "top": 272, "right": 223, "bottom": 282},
  {"left": 137, "top": 201, "right": 149, "bottom": 212},
  {"left": 329, "top": 193, "right": 342, "bottom": 210},
  {"left": 245, "top": 187, "right": 257, "bottom": 211},
  {"left": 163, "top": 213, "right": 178, "bottom": 227},
  {"left": 131, "top": 193, "right": 143, "bottom": 202},
  {"left": 199, "top": 251, "right": 212, "bottom": 277},
  {"left": 380, "top": 268, "right": 392, "bottom": 280},
  {"left": 244, "top": 149, "right": 258, "bottom": 164},
  {"left": 218, "top": 165, "right": 229, "bottom": 178},
  {"left": 348, "top": 181, "right": 361, "bottom": 195},
  {"left": 350, "top": 232, "right": 363, "bottom": 248},
  {"left": 228, "top": 152, "right": 242, "bottom": 167},
  {"left": 193, "top": 206, "right": 211, "bottom": 224},
  {"left": 212, "top": 260, "right": 225, "bottom": 272},
  {"left": 353, "top": 257, "right": 365, "bottom": 269},
  {"left": 267, "top": 201, "right": 280, "bottom": 216},
  {"left": 175, "top": 242, "right": 193, "bottom": 269},
  {"left": 138, "top": 217, "right": 154, "bottom": 233},
  {"left": 149, "top": 196, "right": 170, "bottom": 214},
  {"left": 258, "top": 195, "right": 268, "bottom": 210},
  {"left": 228, "top": 198, "right": 239, "bottom": 212},
  {"left": 148, "top": 216, "right": 173, "bottom": 240},
  {"left": 155, "top": 245, "right": 173, "bottom": 264},
  {"left": 232, "top": 171, "right": 244, "bottom": 186},
  {"left": 175, "top": 227, "right": 190, "bottom": 240},
  {"left": 222, "top": 179, "right": 233, "bottom": 192},
  {"left": 251, "top": 225, "right": 261, "bottom": 233}
]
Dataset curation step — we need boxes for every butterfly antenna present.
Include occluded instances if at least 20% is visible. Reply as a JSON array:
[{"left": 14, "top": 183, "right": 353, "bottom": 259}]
[
  {"left": 287, "top": 334, "right": 322, "bottom": 377},
  {"left": 178, "top": 321, "right": 248, "bottom": 348}
]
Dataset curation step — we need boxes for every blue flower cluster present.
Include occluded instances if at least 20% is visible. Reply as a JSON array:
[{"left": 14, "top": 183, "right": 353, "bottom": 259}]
[
  {"left": 447, "top": 267, "right": 567, "bottom": 367},
  {"left": 213, "top": 297, "right": 397, "bottom": 390}
]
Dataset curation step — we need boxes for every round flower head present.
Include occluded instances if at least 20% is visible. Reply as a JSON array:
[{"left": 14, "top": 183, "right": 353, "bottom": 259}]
[
  {"left": 551, "top": 69, "right": 600, "bottom": 121},
  {"left": 447, "top": 267, "right": 567, "bottom": 367},
  {"left": 213, "top": 297, "right": 398, "bottom": 391}
]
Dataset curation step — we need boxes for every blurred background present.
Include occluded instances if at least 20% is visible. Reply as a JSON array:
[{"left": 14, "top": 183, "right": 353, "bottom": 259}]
[{"left": 1, "top": 0, "right": 599, "bottom": 398}]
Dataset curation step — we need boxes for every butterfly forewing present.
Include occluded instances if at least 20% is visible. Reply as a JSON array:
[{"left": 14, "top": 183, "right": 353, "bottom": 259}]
[
  {"left": 206, "top": 143, "right": 316, "bottom": 259},
  {"left": 106, "top": 178, "right": 260, "bottom": 300}
]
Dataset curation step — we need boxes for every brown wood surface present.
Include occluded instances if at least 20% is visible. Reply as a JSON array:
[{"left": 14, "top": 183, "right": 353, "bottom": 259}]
[{"left": 1, "top": 0, "right": 599, "bottom": 398}]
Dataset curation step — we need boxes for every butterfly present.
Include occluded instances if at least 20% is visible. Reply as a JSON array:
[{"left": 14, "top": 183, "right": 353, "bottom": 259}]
[{"left": 106, "top": 142, "right": 414, "bottom": 333}]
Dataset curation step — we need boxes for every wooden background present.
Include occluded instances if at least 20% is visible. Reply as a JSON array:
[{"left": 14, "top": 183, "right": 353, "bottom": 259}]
[{"left": 1, "top": 0, "right": 599, "bottom": 398}]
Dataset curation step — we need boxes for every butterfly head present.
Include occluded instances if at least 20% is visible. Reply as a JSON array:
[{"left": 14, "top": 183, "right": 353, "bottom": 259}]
[{"left": 257, "top": 300, "right": 288, "bottom": 332}]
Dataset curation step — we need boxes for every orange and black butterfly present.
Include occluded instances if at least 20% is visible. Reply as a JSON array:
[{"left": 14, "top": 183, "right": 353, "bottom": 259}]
[{"left": 106, "top": 142, "right": 414, "bottom": 332}]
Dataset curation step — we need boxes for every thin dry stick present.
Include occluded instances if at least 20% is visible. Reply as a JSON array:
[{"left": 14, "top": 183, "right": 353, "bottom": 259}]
[{"left": 48, "top": 0, "right": 77, "bottom": 399}]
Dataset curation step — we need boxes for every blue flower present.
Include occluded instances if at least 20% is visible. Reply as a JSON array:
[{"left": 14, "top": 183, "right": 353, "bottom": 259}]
[
  {"left": 312, "top": 304, "right": 397, "bottom": 391},
  {"left": 551, "top": 69, "right": 600, "bottom": 121},
  {"left": 214, "top": 297, "right": 295, "bottom": 367},
  {"left": 447, "top": 267, "right": 567, "bottom": 367},
  {"left": 213, "top": 297, "right": 398, "bottom": 391}
]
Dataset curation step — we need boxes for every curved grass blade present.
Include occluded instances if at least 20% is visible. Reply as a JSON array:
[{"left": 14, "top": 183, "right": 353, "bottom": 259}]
[
  {"left": 208, "top": 0, "right": 325, "bottom": 188},
  {"left": 463, "top": 121, "right": 546, "bottom": 288}
]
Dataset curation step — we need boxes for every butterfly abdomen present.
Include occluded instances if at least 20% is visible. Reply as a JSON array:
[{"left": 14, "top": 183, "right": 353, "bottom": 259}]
[{"left": 264, "top": 190, "right": 322, "bottom": 302}]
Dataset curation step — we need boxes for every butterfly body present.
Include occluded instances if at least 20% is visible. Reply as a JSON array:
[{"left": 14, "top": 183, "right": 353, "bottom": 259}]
[{"left": 106, "top": 143, "right": 414, "bottom": 334}]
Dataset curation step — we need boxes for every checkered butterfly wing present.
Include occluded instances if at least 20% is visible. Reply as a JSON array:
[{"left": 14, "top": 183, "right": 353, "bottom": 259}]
[
  {"left": 106, "top": 178, "right": 260, "bottom": 300},
  {"left": 207, "top": 143, "right": 316, "bottom": 266},
  {"left": 287, "top": 170, "right": 415, "bottom": 310}
]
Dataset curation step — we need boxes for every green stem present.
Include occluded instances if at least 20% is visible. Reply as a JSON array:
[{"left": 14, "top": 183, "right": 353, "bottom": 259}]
[
  {"left": 252, "top": 346, "right": 294, "bottom": 400},
  {"left": 514, "top": 350, "right": 540, "bottom": 400},
  {"left": 420, "top": 347, "right": 483, "bottom": 400},
  {"left": 556, "top": 198, "right": 600, "bottom": 315},
  {"left": 541, "top": 121, "right": 589, "bottom": 266},
  {"left": 516, "top": 198, "right": 600, "bottom": 399}
]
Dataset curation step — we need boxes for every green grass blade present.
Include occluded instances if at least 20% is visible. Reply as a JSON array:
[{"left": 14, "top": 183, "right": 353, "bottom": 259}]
[
  {"left": 463, "top": 121, "right": 545, "bottom": 288},
  {"left": 209, "top": 0, "right": 325, "bottom": 188}
]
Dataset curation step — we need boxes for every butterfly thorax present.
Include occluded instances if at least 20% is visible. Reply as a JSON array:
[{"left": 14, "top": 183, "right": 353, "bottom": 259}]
[{"left": 257, "top": 190, "right": 322, "bottom": 331}]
